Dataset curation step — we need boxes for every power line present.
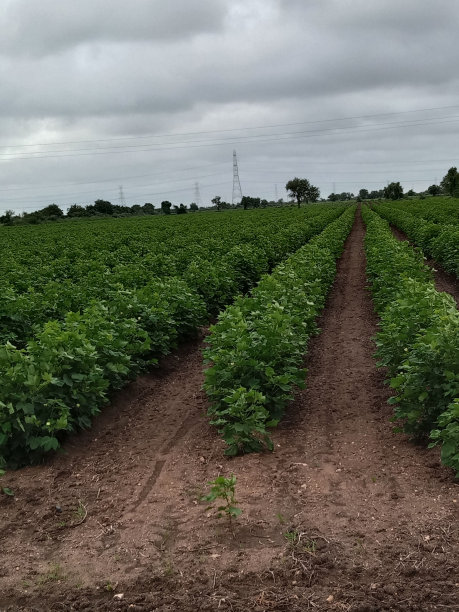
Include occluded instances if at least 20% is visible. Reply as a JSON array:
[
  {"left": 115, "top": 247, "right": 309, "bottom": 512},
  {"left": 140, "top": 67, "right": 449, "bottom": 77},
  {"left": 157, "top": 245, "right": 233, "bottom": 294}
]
[
  {"left": 2, "top": 104, "right": 458, "bottom": 149},
  {"left": 0, "top": 180, "right": 232, "bottom": 212},
  {"left": 1, "top": 114, "right": 459, "bottom": 162}
]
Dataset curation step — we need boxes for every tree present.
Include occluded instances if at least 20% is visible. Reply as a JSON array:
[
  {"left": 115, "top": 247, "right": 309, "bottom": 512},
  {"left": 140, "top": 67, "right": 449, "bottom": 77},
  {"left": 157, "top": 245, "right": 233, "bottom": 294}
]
[
  {"left": 0, "top": 209, "right": 14, "bottom": 225},
  {"left": 406, "top": 189, "right": 416, "bottom": 196},
  {"left": 285, "top": 177, "right": 320, "bottom": 207},
  {"left": 427, "top": 184, "right": 441, "bottom": 196},
  {"left": 211, "top": 195, "right": 222, "bottom": 211},
  {"left": 359, "top": 188, "right": 369, "bottom": 200},
  {"left": 161, "top": 200, "right": 172, "bottom": 215},
  {"left": 41, "top": 204, "right": 64, "bottom": 218},
  {"left": 174, "top": 203, "right": 187, "bottom": 214},
  {"left": 327, "top": 192, "right": 339, "bottom": 202},
  {"left": 189, "top": 202, "right": 199, "bottom": 212},
  {"left": 142, "top": 202, "right": 155, "bottom": 214},
  {"left": 440, "top": 167, "right": 459, "bottom": 197},
  {"left": 384, "top": 182, "right": 403, "bottom": 200},
  {"left": 67, "top": 204, "right": 87, "bottom": 217},
  {"left": 93, "top": 199, "right": 114, "bottom": 215},
  {"left": 309, "top": 185, "right": 320, "bottom": 202},
  {"left": 240, "top": 196, "right": 260, "bottom": 210},
  {"left": 339, "top": 192, "right": 354, "bottom": 201}
]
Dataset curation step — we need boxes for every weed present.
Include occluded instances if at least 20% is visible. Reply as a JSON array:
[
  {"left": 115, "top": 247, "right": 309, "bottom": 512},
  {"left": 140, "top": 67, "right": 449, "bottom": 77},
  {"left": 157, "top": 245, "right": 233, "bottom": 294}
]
[
  {"left": 162, "top": 559, "right": 174, "bottom": 576},
  {"left": 202, "top": 474, "right": 242, "bottom": 524},
  {"left": 276, "top": 512, "right": 286, "bottom": 525},
  {"left": 74, "top": 500, "right": 86, "bottom": 520},
  {"left": 284, "top": 529, "right": 316, "bottom": 554},
  {"left": 104, "top": 581, "right": 116, "bottom": 592},
  {"left": 37, "top": 563, "right": 66, "bottom": 585}
]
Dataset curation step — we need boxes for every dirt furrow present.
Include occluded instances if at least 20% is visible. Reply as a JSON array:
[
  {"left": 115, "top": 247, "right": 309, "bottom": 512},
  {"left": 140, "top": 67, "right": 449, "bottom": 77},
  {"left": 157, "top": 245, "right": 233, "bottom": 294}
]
[{"left": 1, "top": 211, "right": 458, "bottom": 611}]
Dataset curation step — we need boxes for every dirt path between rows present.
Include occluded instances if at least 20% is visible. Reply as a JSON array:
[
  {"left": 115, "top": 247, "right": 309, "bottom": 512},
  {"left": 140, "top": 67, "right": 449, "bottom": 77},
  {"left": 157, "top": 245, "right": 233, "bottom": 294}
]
[
  {"left": 1, "top": 211, "right": 458, "bottom": 612},
  {"left": 390, "top": 225, "right": 459, "bottom": 305}
]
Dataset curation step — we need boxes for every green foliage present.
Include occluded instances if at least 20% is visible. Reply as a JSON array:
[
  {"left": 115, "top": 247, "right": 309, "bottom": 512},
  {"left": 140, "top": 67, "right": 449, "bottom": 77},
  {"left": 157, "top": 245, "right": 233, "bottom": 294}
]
[
  {"left": 285, "top": 177, "right": 320, "bottom": 206},
  {"left": 440, "top": 167, "right": 459, "bottom": 197},
  {"left": 384, "top": 182, "right": 404, "bottom": 200},
  {"left": 427, "top": 184, "right": 441, "bottom": 196},
  {"left": 204, "top": 207, "right": 355, "bottom": 454},
  {"left": 430, "top": 399, "right": 459, "bottom": 476},
  {"left": 202, "top": 474, "right": 242, "bottom": 522},
  {"left": 375, "top": 200, "right": 459, "bottom": 278},
  {"left": 0, "top": 206, "right": 346, "bottom": 467},
  {"left": 363, "top": 206, "right": 459, "bottom": 472}
]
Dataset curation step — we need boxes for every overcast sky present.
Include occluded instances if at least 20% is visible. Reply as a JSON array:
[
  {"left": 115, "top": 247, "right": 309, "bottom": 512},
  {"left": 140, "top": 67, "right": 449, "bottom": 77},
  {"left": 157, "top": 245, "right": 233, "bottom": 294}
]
[{"left": 1, "top": 0, "right": 459, "bottom": 213}]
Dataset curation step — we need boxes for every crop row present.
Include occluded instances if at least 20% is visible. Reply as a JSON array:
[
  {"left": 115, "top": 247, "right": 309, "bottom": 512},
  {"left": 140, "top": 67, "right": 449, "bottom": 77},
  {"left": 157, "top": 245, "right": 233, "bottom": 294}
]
[
  {"left": 374, "top": 203, "right": 459, "bottom": 277},
  {"left": 204, "top": 206, "right": 356, "bottom": 455},
  {"left": 382, "top": 197, "right": 459, "bottom": 226},
  {"left": 0, "top": 206, "right": 347, "bottom": 469},
  {"left": 363, "top": 207, "right": 459, "bottom": 475},
  {"left": 0, "top": 206, "right": 344, "bottom": 347}
]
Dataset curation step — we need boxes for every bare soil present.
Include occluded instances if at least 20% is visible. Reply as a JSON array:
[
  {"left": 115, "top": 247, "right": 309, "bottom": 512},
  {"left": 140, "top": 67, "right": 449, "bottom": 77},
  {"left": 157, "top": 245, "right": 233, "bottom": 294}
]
[
  {"left": 1, "top": 212, "right": 458, "bottom": 612},
  {"left": 390, "top": 225, "right": 459, "bottom": 305}
]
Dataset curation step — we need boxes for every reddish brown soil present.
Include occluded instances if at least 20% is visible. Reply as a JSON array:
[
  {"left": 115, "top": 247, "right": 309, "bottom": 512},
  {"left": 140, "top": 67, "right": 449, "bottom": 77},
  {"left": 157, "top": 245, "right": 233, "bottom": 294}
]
[
  {"left": 1, "top": 212, "right": 458, "bottom": 612},
  {"left": 390, "top": 225, "right": 459, "bottom": 305}
]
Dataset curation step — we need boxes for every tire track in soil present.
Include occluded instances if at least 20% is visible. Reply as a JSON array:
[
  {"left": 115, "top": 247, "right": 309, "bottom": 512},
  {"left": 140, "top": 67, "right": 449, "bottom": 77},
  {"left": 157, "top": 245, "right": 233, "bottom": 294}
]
[
  {"left": 390, "top": 224, "right": 459, "bottom": 305},
  {"left": 0, "top": 338, "right": 212, "bottom": 597},
  {"left": 1, "top": 211, "right": 458, "bottom": 611}
]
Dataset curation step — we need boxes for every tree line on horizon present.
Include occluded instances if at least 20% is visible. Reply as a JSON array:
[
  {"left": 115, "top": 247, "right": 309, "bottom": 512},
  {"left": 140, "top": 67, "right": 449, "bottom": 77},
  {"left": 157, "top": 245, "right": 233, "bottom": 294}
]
[{"left": 1, "top": 166, "right": 458, "bottom": 226}]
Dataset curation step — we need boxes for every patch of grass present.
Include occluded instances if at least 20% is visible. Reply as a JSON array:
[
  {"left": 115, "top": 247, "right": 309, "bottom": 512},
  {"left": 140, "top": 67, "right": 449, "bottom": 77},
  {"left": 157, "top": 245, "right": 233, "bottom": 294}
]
[
  {"left": 284, "top": 529, "right": 317, "bottom": 554},
  {"left": 37, "top": 563, "right": 66, "bottom": 586},
  {"left": 276, "top": 512, "right": 286, "bottom": 525}
]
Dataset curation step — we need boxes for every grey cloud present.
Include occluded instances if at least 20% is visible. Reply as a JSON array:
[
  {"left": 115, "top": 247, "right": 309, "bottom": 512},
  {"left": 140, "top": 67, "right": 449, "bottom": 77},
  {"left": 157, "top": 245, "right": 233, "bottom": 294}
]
[
  {"left": 0, "top": 0, "right": 227, "bottom": 56},
  {"left": 1, "top": 0, "right": 459, "bottom": 213}
]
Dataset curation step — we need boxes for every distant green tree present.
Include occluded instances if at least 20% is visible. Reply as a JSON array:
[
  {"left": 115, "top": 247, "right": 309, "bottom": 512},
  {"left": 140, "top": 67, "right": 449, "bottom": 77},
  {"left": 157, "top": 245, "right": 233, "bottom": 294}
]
[
  {"left": 93, "top": 199, "right": 114, "bottom": 215},
  {"left": 369, "top": 189, "right": 384, "bottom": 199},
  {"left": 211, "top": 196, "right": 222, "bottom": 211},
  {"left": 338, "top": 192, "right": 354, "bottom": 201},
  {"left": 327, "top": 192, "right": 339, "bottom": 201},
  {"left": 427, "top": 184, "right": 441, "bottom": 196},
  {"left": 189, "top": 202, "right": 199, "bottom": 212},
  {"left": 309, "top": 185, "right": 320, "bottom": 202},
  {"left": 174, "top": 203, "right": 187, "bottom": 214},
  {"left": 240, "top": 196, "right": 261, "bottom": 210},
  {"left": 406, "top": 189, "right": 416, "bottom": 196},
  {"left": 161, "top": 200, "right": 172, "bottom": 215},
  {"left": 440, "top": 167, "right": 459, "bottom": 196},
  {"left": 384, "top": 182, "right": 404, "bottom": 200},
  {"left": 0, "top": 209, "right": 14, "bottom": 225},
  {"left": 142, "top": 202, "right": 155, "bottom": 214},
  {"left": 41, "top": 204, "right": 64, "bottom": 218},
  {"left": 359, "top": 188, "right": 369, "bottom": 200},
  {"left": 286, "top": 178, "right": 319, "bottom": 207},
  {"left": 67, "top": 204, "right": 87, "bottom": 217}
]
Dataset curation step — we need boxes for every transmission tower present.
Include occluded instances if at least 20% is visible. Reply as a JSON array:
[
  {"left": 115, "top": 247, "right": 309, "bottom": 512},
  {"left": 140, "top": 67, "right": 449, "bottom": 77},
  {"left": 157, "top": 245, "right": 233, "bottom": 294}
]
[
  {"left": 119, "top": 185, "right": 126, "bottom": 207},
  {"left": 193, "top": 181, "right": 201, "bottom": 207},
  {"left": 274, "top": 184, "right": 279, "bottom": 201},
  {"left": 232, "top": 150, "right": 243, "bottom": 205}
]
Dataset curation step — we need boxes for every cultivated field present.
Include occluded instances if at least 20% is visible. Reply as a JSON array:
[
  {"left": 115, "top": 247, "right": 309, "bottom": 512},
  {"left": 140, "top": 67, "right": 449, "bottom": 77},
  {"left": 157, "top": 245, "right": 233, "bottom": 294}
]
[{"left": 0, "top": 202, "right": 458, "bottom": 611}]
